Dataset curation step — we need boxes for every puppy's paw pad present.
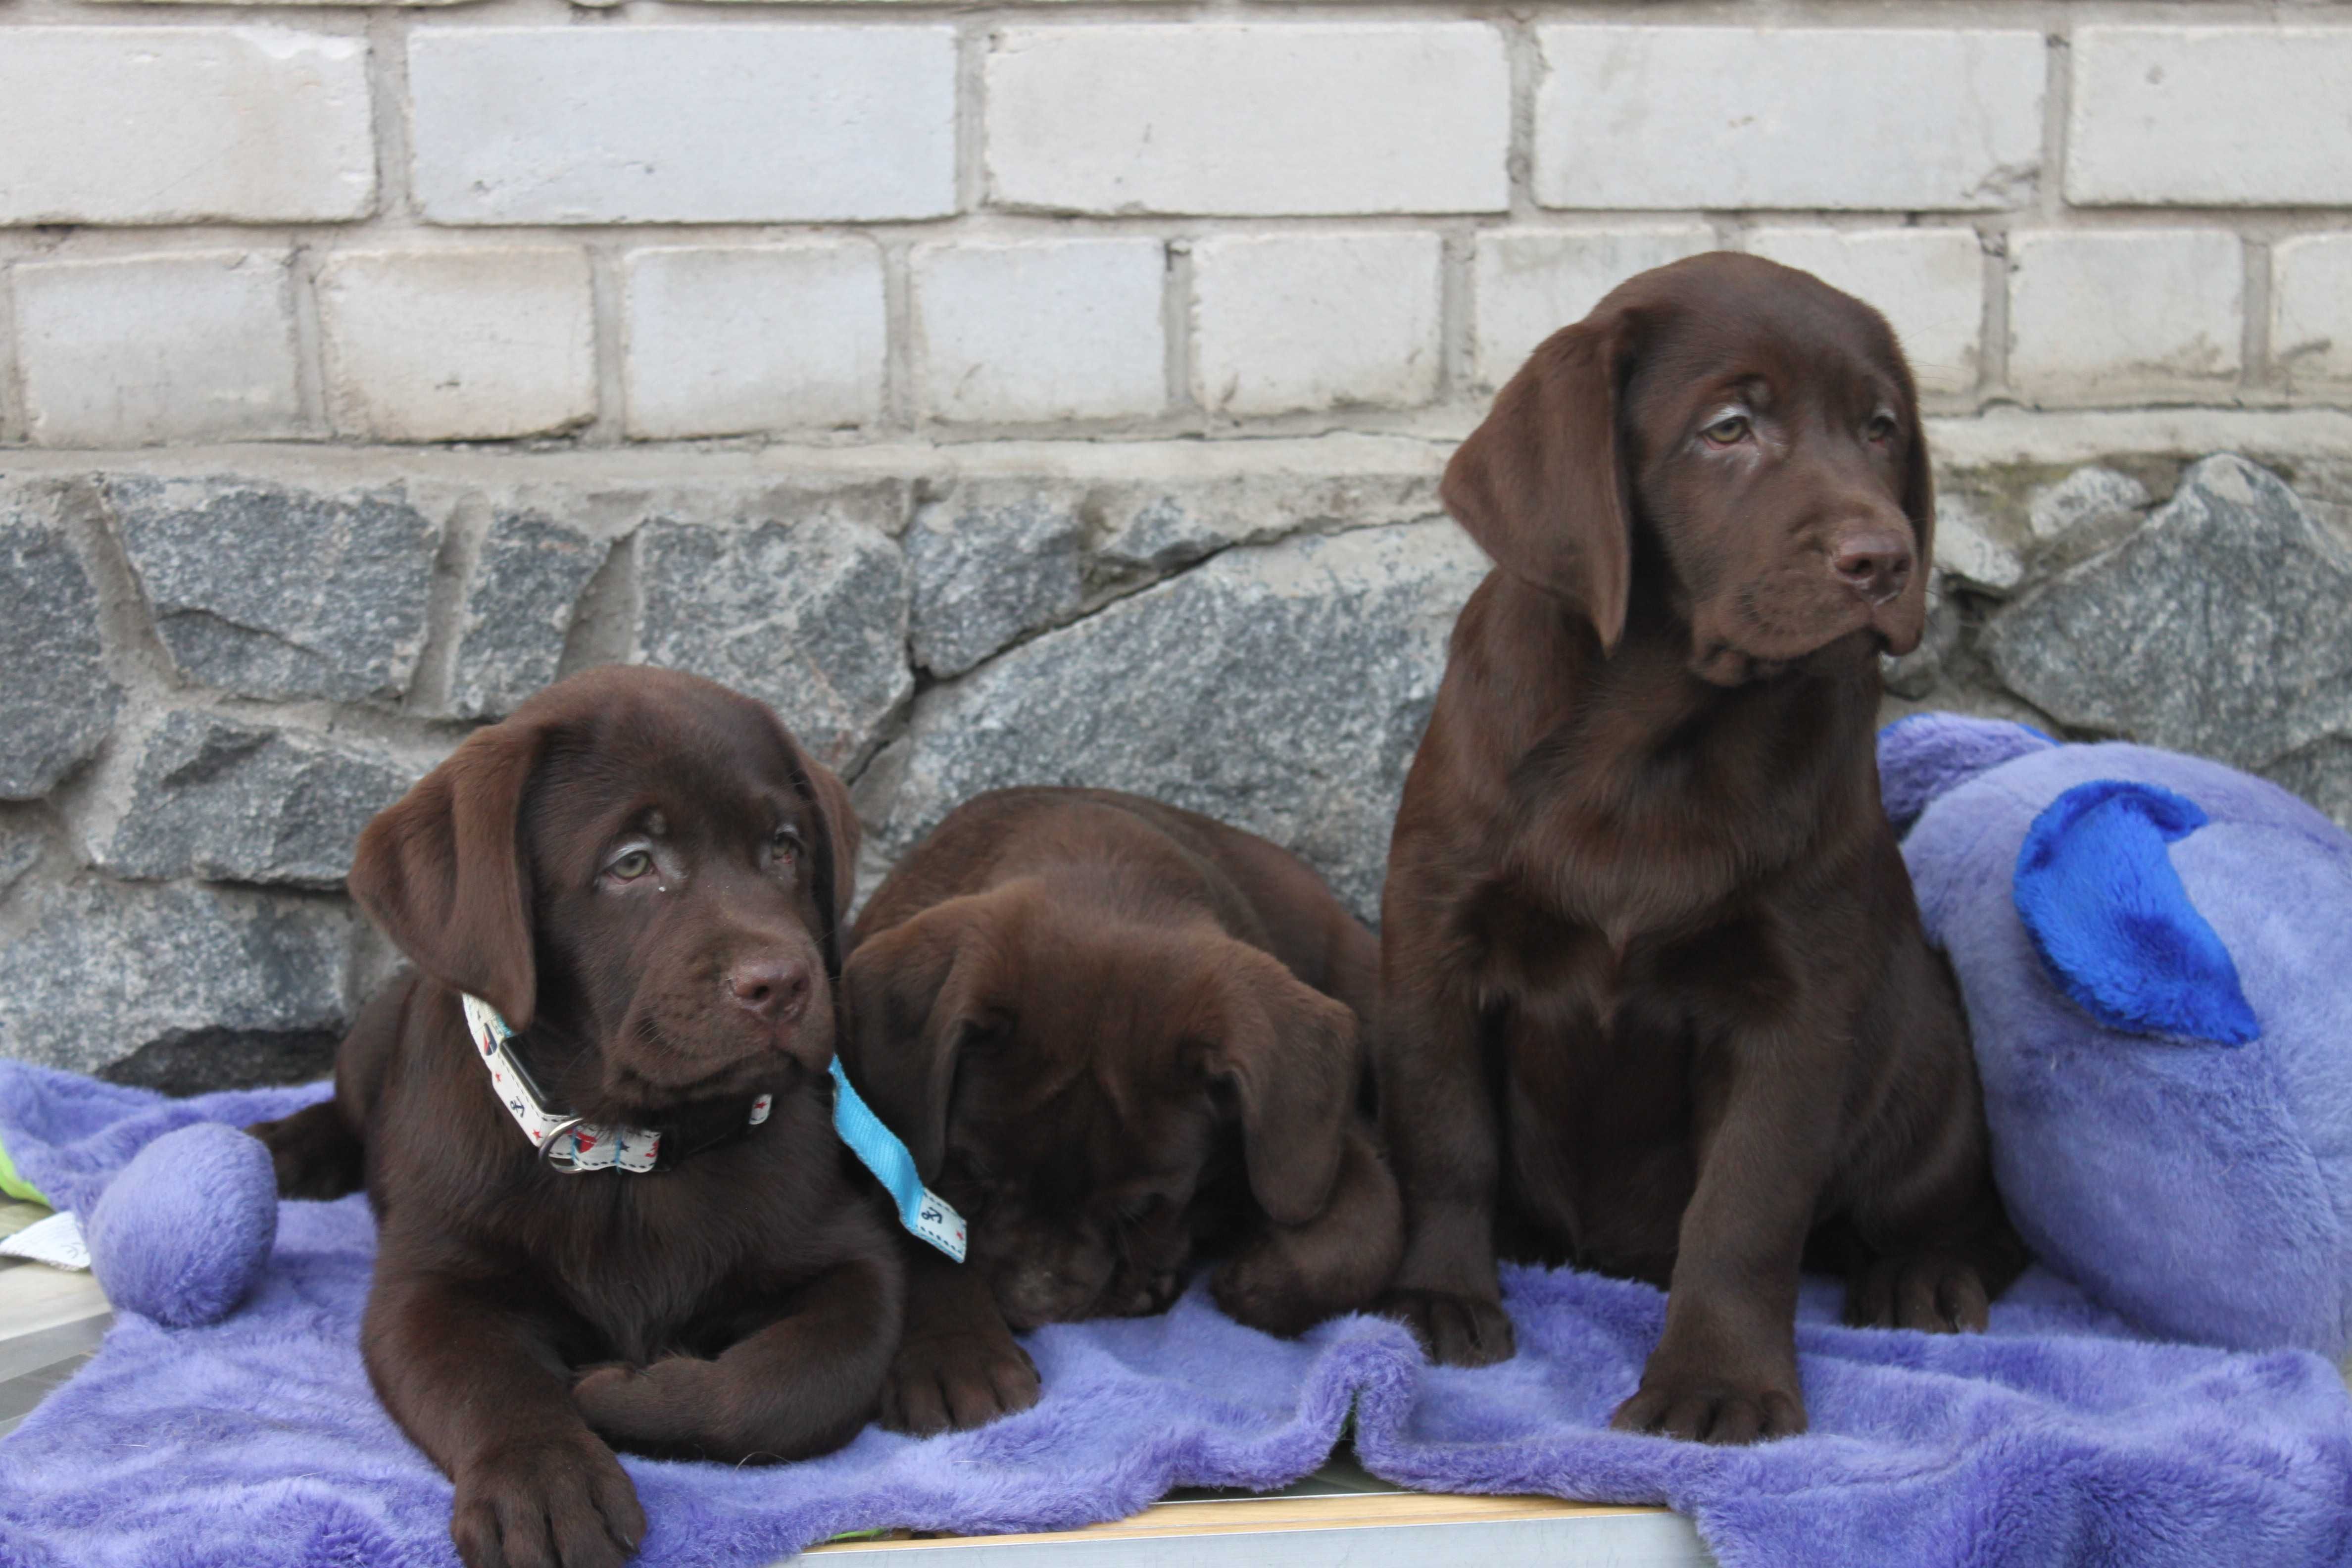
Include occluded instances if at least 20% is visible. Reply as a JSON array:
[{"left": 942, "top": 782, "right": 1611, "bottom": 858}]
[
  {"left": 1376, "top": 1288, "right": 1516, "bottom": 1368},
  {"left": 881, "top": 1335, "right": 1040, "bottom": 1437},
  {"left": 452, "top": 1437, "right": 644, "bottom": 1568},
  {"left": 1610, "top": 1380, "right": 1805, "bottom": 1446}
]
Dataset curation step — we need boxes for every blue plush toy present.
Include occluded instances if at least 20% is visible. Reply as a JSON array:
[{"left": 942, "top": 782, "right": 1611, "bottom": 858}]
[{"left": 1882, "top": 713, "right": 2352, "bottom": 1357}]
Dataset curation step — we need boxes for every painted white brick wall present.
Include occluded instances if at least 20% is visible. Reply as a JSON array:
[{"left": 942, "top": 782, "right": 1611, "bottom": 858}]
[
  {"left": 912, "top": 240, "right": 1168, "bottom": 425},
  {"left": 318, "top": 249, "right": 597, "bottom": 441},
  {"left": 0, "top": 29, "right": 374, "bottom": 225},
  {"left": 1743, "top": 230, "right": 1986, "bottom": 398},
  {"left": 0, "top": 6, "right": 2344, "bottom": 450},
  {"left": 16, "top": 251, "right": 301, "bottom": 447},
  {"left": 1532, "top": 28, "right": 2045, "bottom": 212},
  {"left": 2272, "top": 236, "right": 2352, "bottom": 391},
  {"left": 2069, "top": 29, "right": 2352, "bottom": 206},
  {"left": 1192, "top": 234, "right": 1443, "bottom": 416},
  {"left": 623, "top": 244, "right": 888, "bottom": 440},
  {"left": 1472, "top": 228, "right": 1716, "bottom": 390},
  {"left": 986, "top": 25, "right": 1511, "bottom": 216},
  {"left": 408, "top": 27, "right": 958, "bottom": 224},
  {"left": 2008, "top": 231, "right": 2244, "bottom": 403}
]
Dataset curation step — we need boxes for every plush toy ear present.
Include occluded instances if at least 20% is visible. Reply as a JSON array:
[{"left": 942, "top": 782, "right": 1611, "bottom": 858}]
[
  {"left": 2013, "top": 780, "right": 2259, "bottom": 1045},
  {"left": 1877, "top": 713, "right": 2057, "bottom": 836}
]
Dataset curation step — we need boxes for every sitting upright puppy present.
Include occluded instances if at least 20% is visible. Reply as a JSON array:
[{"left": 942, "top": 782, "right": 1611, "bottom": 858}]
[
  {"left": 251, "top": 666, "right": 903, "bottom": 1568},
  {"left": 843, "top": 787, "right": 1402, "bottom": 1436},
  {"left": 1376, "top": 254, "right": 2023, "bottom": 1443}
]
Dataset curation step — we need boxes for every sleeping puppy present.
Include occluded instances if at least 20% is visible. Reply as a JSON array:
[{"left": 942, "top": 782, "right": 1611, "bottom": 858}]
[
  {"left": 248, "top": 666, "right": 902, "bottom": 1568},
  {"left": 841, "top": 787, "right": 1402, "bottom": 1436},
  {"left": 1377, "top": 253, "right": 2024, "bottom": 1443}
]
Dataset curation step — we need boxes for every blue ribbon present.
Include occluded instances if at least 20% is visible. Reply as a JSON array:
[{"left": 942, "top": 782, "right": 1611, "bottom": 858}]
[{"left": 830, "top": 1059, "right": 967, "bottom": 1261}]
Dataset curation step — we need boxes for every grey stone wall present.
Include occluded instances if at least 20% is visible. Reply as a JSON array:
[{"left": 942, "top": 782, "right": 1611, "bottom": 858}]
[{"left": 3, "top": 441, "right": 2348, "bottom": 1092}]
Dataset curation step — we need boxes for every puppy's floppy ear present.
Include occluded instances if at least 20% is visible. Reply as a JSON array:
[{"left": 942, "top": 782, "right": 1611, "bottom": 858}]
[
  {"left": 1885, "top": 343, "right": 1936, "bottom": 658},
  {"left": 768, "top": 717, "right": 861, "bottom": 976},
  {"left": 1201, "top": 950, "right": 1360, "bottom": 1228},
  {"left": 349, "top": 719, "right": 546, "bottom": 1029},
  {"left": 1444, "top": 309, "right": 1640, "bottom": 650},
  {"left": 840, "top": 893, "right": 1016, "bottom": 1181}
]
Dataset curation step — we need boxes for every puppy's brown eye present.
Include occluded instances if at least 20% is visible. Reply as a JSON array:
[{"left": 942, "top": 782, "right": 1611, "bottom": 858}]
[
  {"left": 1701, "top": 414, "right": 1751, "bottom": 446},
  {"left": 1866, "top": 413, "right": 1900, "bottom": 443},
  {"left": 608, "top": 849, "right": 653, "bottom": 881},
  {"left": 770, "top": 829, "right": 799, "bottom": 866}
]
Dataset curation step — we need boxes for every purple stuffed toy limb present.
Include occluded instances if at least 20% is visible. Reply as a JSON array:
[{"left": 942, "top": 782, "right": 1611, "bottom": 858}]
[
  {"left": 1883, "top": 713, "right": 2352, "bottom": 1356},
  {"left": 84, "top": 1121, "right": 279, "bottom": 1328}
]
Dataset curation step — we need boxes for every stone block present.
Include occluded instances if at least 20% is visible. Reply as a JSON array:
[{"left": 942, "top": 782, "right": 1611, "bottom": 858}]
[
  {"left": 1092, "top": 468, "right": 1446, "bottom": 578},
  {"left": 638, "top": 498, "right": 911, "bottom": 770},
  {"left": 408, "top": 27, "right": 955, "bottom": 224},
  {"left": 450, "top": 510, "right": 610, "bottom": 720},
  {"left": 1472, "top": 227, "right": 1716, "bottom": 390},
  {"left": 1744, "top": 228, "right": 1985, "bottom": 397},
  {"left": 2007, "top": 231, "right": 2243, "bottom": 402},
  {"left": 1985, "top": 456, "right": 2352, "bottom": 778},
  {"left": 623, "top": 244, "right": 887, "bottom": 439},
  {"left": 98, "top": 711, "right": 417, "bottom": 889},
  {"left": 319, "top": 248, "right": 596, "bottom": 442},
  {"left": 1533, "top": 27, "right": 2044, "bottom": 211},
  {"left": 2273, "top": 235, "right": 2352, "bottom": 390},
  {"left": 0, "top": 879, "right": 351, "bottom": 1079},
  {"left": 16, "top": 251, "right": 303, "bottom": 448},
  {"left": 1191, "top": 233, "right": 1444, "bottom": 416},
  {"left": 0, "top": 819, "right": 43, "bottom": 901},
  {"left": 111, "top": 477, "right": 442, "bottom": 705},
  {"left": 0, "top": 495, "right": 119, "bottom": 799},
  {"left": 906, "top": 485, "right": 1088, "bottom": 678},
  {"left": 913, "top": 240, "right": 1168, "bottom": 424},
  {"left": 2068, "top": 28, "right": 2352, "bottom": 207},
  {"left": 871, "top": 519, "right": 1492, "bottom": 921},
  {"left": 986, "top": 24, "right": 1509, "bottom": 216},
  {"left": 2025, "top": 466, "right": 2152, "bottom": 554},
  {"left": 1932, "top": 491, "right": 2025, "bottom": 595},
  {"left": 0, "top": 28, "right": 373, "bottom": 225}
]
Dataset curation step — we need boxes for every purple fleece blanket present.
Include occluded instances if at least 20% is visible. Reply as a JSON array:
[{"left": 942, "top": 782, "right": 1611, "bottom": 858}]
[{"left": 3, "top": 1061, "right": 2350, "bottom": 1568}]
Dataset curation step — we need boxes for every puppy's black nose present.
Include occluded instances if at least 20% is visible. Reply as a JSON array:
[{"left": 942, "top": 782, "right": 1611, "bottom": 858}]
[
  {"left": 728, "top": 956, "right": 811, "bottom": 1023},
  {"left": 1830, "top": 533, "right": 1913, "bottom": 604}
]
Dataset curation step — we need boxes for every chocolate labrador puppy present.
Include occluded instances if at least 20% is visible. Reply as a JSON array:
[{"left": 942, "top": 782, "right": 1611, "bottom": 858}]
[
  {"left": 841, "top": 787, "right": 1401, "bottom": 1436},
  {"left": 1376, "top": 253, "right": 2023, "bottom": 1443},
  {"left": 249, "top": 666, "right": 902, "bottom": 1568}
]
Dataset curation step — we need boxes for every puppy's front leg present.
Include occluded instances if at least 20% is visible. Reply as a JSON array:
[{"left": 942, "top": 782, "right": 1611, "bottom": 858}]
[
  {"left": 878, "top": 1239, "right": 1039, "bottom": 1436},
  {"left": 1610, "top": 1026, "right": 1837, "bottom": 1445},
  {"left": 1374, "top": 956, "right": 1514, "bottom": 1366},
  {"left": 575, "top": 1253, "right": 903, "bottom": 1462},
  {"left": 1215, "top": 1121, "right": 1403, "bottom": 1337},
  {"left": 365, "top": 1266, "right": 645, "bottom": 1568}
]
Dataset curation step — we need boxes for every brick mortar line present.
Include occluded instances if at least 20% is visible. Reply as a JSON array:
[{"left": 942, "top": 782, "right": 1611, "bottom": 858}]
[
  {"left": 585, "top": 240, "right": 626, "bottom": 441},
  {"left": 0, "top": 268, "right": 22, "bottom": 445},
  {"left": 0, "top": 3, "right": 2339, "bottom": 27}
]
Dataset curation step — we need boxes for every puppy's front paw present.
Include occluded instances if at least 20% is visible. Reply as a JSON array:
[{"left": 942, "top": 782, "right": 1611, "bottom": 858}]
[
  {"left": 1212, "top": 1246, "right": 1325, "bottom": 1339},
  {"left": 575, "top": 1355, "right": 762, "bottom": 1460},
  {"left": 1844, "top": 1251, "right": 1991, "bottom": 1333},
  {"left": 1377, "top": 1288, "right": 1516, "bottom": 1367},
  {"left": 1610, "top": 1364, "right": 1805, "bottom": 1446},
  {"left": 451, "top": 1435, "right": 644, "bottom": 1568},
  {"left": 880, "top": 1329, "right": 1040, "bottom": 1438}
]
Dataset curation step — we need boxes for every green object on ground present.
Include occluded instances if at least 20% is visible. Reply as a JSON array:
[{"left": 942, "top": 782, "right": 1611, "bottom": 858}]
[{"left": 0, "top": 1130, "right": 47, "bottom": 1206}]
